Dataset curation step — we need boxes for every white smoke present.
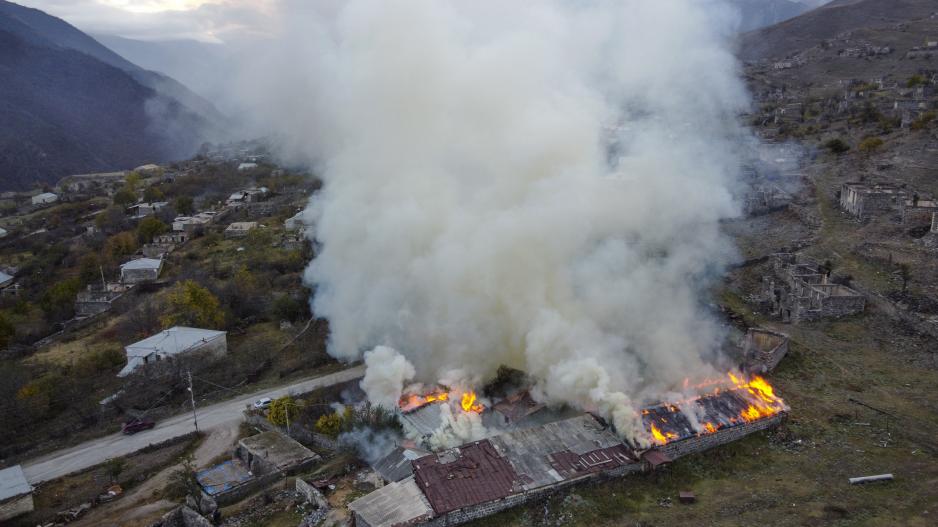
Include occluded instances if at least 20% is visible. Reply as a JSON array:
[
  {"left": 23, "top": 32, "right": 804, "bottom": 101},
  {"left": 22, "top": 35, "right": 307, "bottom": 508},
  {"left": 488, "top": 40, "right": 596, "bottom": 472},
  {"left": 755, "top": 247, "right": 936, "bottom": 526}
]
[{"left": 239, "top": 0, "right": 751, "bottom": 442}]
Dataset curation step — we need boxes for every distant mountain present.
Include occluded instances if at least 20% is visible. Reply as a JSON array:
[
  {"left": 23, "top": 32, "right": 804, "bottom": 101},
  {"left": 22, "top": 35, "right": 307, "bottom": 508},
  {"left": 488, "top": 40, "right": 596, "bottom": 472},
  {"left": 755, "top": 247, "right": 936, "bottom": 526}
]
[
  {"left": 730, "top": 0, "right": 811, "bottom": 32},
  {"left": 93, "top": 35, "right": 236, "bottom": 111},
  {"left": 0, "top": 1, "right": 227, "bottom": 191},
  {"left": 738, "top": 0, "right": 938, "bottom": 61}
]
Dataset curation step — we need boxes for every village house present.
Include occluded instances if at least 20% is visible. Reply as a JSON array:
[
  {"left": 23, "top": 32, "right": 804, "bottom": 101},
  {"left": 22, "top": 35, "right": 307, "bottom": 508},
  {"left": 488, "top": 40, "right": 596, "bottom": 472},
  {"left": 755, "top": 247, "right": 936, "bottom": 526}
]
[
  {"left": 237, "top": 162, "right": 258, "bottom": 171},
  {"left": 141, "top": 243, "right": 174, "bottom": 259},
  {"left": 119, "top": 257, "right": 163, "bottom": 284},
  {"left": 839, "top": 182, "right": 906, "bottom": 220},
  {"left": 762, "top": 253, "right": 865, "bottom": 323},
  {"left": 31, "top": 192, "right": 58, "bottom": 207},
  {"left": 118, "top": 326, "right": 227, "bottom": 377},
  {"left": 899, "top": 196, "right": 938, "bottom": 226},
  {"left": 226, "top": 187, "right": 269, "bottom": 208},
  {"left": 0, "top": 465, "right": 34, "bottom": 522},
  {"left": 224, "top": 221, "right": 258, "bottom": 238},
  {"left": 156, "top": 232, "right": 190, "bottom": 245},
  {"left": 172, "top": 212, "right": 216, "bottom": 234},
  {"left": 0, "top": 227, "right": 7, "bottom": 238},
  {"left": 127, "top": 201, "right": 169, "bottom": 218},
  {"left": 284, "top": 211, "right": 307, "bottom": 232}
]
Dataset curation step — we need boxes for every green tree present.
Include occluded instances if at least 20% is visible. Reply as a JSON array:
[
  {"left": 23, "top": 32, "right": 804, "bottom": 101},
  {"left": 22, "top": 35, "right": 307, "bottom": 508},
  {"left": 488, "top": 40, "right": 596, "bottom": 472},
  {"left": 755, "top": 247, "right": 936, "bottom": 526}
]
[
  {"left": 162, "top": 280, "right": 225, "bottom": 329},
  {"left": 105, "top": 232, "right": 139, "bottom": 262},
  {"left": 268, "top": 396, "right": 299, "bottom": 427},
  {"left": 858, "top": 137, "right": 884, "bottom": 155},
  {"left": 125, "top": 171, "right": 142, "bottom": 191},
  {"left": 907, "top": 74, "right": 926, "bottom": 88},
  {"left": 143, "top": 186, "right": 165, "bottom": 203},
  {"left": 0, "top": 313, "right": 14, "bottom": 349},
  {"left": 137, "top": 217, "right": 168, "bottom": 243},
  {"left": 113, "top": 188, "right": 137, "bottom": 207},
  {"left": 40, "top": 278, "right": 81, "bottom": 320},
  {"left": 104, "top": 458, "right": 126, "bottom": 483},
  {"left": 164, "top": 453, "right": 200, "bottom": 500},
  {"left": 174, "top": 196, "right": 194, "bottom": 216},
  {"left": 273, "top": 295, "right": 306, "bottom": 323},
  {"left": 823, "top": 138, "right": 850, "bottom": 155},
  {"left": 78, "top": 253, "right": 101, "bottom": 286}
]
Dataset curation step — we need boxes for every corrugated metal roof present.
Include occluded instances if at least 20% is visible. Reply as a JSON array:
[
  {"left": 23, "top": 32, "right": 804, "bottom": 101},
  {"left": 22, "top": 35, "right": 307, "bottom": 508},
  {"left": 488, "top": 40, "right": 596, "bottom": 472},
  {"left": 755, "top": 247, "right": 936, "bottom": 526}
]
[
  {"left": 413, "top": 440, "right": 519, "bottom": 515},
  {"left": 372, "top": 446, "right": 429, "bottom": 483},
  {"left": 195, "top": 460, "right": 253, "bottom": 496},
  {"left": 400, "top": 403, "right": 443, "bottom": 438},
  {"left": 0, "top": 465, "right": 32, "bottom": 501},
  {"left": 120, "top": 258, "right": 163, "bottom": 270},
  {"left": 125, "top": 326, "right": 226, "bottom": 359},
  {"left": 348, "top": 476, "right": 433, "bottom": 527}
]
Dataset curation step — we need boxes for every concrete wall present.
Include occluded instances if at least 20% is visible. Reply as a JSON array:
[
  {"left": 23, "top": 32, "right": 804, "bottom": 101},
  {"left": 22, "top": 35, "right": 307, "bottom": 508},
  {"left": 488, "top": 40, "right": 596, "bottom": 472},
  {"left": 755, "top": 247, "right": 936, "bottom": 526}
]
[
  {"left": 0, "top": 494, "right": 34, "bottom": 522},
  {"left": 121, "top": 267, "right": 160, "bottom": 284},
  {"left": 901, "top": 206, "right": 938, "bottom": 226}
]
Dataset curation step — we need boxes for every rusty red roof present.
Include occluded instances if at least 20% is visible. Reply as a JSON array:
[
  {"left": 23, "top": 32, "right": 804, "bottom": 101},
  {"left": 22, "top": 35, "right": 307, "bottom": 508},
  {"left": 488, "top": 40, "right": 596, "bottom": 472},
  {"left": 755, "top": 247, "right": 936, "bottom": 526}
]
[
  {"left": 412, "top": 440, "right": 519, "bottom": 515},
  {"left": 548, "top": 444, "right": 637, "bottom": 479}
]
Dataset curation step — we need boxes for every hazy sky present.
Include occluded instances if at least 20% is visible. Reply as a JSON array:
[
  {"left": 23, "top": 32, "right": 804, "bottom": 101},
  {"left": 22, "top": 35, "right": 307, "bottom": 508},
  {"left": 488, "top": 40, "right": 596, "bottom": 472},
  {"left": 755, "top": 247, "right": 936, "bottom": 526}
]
[{"left": 16, "top": 0, "right": 276, "bottom": 41}]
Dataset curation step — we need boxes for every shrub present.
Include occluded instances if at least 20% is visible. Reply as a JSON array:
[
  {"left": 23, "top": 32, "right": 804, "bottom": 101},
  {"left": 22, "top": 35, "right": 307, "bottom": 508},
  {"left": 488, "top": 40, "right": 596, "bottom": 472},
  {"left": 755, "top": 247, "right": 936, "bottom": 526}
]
[
  {"left": 268, "top": 396, "right": 300, "bottom": 426},
  {"left": 823, "top": 138, "right": 850, "bottom": 155},
  {"left": 858, "top": 136, "right": 884, "bottom": 155}
]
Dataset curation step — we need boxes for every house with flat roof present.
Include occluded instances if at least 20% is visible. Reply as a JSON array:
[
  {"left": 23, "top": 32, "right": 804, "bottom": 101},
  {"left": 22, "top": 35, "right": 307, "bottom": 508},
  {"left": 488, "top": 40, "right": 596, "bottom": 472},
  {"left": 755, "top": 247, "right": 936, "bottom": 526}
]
[
  {"left": 31, "top": 192, "right": 58, "bottom": 207},
  {"left": 120, "top": 257, "right": 163, "bottom": 284},
  {"left": 0, "top": 465, "right": 34, "bottom": 522},
  {"left": 118, "top": 326, "right": 227, "bottom": 377},
  {"left": 237, "top": 431, "right": 320, "bottom": 476},
  {"left": 224, "top": 221, "right": 257, "bottom": 238}
]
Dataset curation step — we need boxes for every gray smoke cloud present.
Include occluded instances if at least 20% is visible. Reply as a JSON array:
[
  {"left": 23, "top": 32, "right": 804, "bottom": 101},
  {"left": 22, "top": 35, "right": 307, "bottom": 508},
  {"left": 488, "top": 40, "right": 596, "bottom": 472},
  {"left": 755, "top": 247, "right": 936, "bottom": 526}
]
[{"left": 240, "top": 0, "right": 752, "bottom": 442}]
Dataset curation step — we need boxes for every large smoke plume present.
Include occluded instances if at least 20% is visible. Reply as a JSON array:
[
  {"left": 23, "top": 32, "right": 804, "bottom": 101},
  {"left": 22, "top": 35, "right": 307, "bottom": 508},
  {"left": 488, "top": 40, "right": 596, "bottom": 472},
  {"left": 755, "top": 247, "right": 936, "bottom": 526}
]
[{"left": 244, "top": 0, "right": 752, "bottom": 441}]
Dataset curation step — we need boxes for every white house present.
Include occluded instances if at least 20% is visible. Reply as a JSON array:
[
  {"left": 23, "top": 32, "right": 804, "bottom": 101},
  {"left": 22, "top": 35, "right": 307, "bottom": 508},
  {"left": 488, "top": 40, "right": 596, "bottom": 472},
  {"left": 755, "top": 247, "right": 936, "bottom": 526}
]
[
  {"left": 0, "top": 465, "right": 34, "bottom": 522},
  {"left": 127, "top": 201, "right": 168, "bottom": 218},
  {"left": 119, "top": 258, "right": 163, "bottom": 284},
  {"left": 118, "top": 326, "right": 228, "bottom": 377},
  {"left": 238, "top": 162, "right": 258, "bottom": 171},
  {"left": 284, "top": 211, "right": 307, "bottom": 232},
  {"left": 31, "top": 192, "right": 58, "bottom": 206}
]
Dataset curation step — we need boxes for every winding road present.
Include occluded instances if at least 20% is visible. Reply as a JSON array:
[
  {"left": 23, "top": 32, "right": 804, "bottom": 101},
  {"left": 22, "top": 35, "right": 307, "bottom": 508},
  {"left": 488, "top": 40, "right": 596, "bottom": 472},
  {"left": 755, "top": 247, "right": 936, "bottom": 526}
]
[{"left": 22, "top": 365, "right": 365, "bottom": 484}]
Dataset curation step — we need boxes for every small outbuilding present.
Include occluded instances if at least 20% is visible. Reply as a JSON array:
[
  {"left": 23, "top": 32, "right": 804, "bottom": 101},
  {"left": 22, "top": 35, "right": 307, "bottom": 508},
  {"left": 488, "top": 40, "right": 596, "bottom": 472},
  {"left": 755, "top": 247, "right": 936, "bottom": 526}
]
[
  {"left": 0, "top": 465, "right": 34, "bottom": 522},
  {"left": 31, "top": 192, "right": 58, "bottom": 206},
  {"left": 119, "top": 257, "right": 163, "bottom": 284},
  {"left": 0, "top": 270, "right": 13, "bottom": 289},
  {"left": 118, "top": 326, "right": 227, "bottom": 377}
]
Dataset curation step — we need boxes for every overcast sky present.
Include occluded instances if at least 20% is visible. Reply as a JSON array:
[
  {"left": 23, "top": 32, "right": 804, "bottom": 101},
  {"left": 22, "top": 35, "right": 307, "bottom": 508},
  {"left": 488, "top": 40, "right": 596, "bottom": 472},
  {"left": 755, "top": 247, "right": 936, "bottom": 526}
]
[{"left": 15, "top": 0, "right": 277, "bottom": 41}]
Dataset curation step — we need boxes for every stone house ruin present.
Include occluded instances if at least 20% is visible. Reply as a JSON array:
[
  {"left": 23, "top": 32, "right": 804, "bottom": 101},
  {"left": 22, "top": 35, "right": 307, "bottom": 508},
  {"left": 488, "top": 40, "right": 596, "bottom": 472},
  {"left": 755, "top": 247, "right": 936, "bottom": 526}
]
[
  {"left": 224, "top": 222, "right": 257, "bottom": 238},
  {"left": 741, "top": 328, "right": 790, "bottom": 373},
  {"left": 196, "top": 431, "right": 320, "bottom": 506},
  {"left": 75, "top": 285, "right": 127, "bottom": 317},
  {"left": 762, "top": 253, "right": 865, "bottom": 323},
  {"left": 236, "top": 431, "right": 320, "bottom": 476},
  {"left": 0, "top": 465, "right": 34, "bottom": 522},
  {"left": 839, "top": 183, "right": 906, "bottom": 220},
  {"left": 118, "top": 326, "right": 227, "bottom": 377},
  {"left": 899, "top": 196, "right": 938, "bottom": 226},
  {"left": 743, "top": 186, "right": 791, "bottom": 216}
]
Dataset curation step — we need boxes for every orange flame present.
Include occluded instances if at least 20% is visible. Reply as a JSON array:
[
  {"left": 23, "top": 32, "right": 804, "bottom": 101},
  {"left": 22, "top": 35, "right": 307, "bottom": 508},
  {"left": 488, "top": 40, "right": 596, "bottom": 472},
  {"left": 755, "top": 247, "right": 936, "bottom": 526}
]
[
  {"left": 460, "top": 391, "right": 485, "bottom": 413},
  {"left": 399, "top": 389, "right": 450, "bottom": 412},
  {"left": 645, "top": 372, "right": 786, "bottom": 445}
]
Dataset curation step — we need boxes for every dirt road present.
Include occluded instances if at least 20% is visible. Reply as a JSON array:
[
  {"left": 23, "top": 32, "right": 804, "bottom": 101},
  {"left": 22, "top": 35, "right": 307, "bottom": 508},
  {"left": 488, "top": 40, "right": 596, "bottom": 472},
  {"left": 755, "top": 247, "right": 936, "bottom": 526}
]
[{"left": 22, "top": 365, "right": 365, "bottom": 484}]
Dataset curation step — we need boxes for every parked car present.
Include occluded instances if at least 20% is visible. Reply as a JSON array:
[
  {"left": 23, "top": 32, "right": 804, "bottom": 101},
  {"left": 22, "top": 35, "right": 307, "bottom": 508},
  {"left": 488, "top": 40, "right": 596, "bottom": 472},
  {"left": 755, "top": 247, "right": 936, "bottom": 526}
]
[
  {"left": 253, "top": 397, "right": 273, "bottom": 410},
  {"left": 122, "top": 418, "right": 155, "bottom": 435}
]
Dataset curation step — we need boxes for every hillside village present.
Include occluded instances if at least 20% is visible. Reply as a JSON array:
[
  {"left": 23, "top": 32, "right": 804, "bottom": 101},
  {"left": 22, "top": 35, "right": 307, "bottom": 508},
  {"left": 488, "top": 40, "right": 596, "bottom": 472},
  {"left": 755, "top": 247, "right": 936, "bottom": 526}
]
[{"left": 1, "top": 2, "right": 938, "bottom": 527}]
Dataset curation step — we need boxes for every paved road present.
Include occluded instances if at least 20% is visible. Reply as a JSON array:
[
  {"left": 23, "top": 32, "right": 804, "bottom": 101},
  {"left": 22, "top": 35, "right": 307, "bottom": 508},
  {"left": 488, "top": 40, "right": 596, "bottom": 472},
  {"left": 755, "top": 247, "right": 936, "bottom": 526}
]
[{"left": 22, "top": 365, "right": 365, "bottom": 484}]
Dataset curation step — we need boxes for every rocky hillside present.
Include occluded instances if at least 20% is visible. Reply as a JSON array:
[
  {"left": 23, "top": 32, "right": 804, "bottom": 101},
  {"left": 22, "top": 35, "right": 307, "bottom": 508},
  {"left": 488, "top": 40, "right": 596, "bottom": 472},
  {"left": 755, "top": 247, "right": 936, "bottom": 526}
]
[{"left": 0, "top": 1, "right": 226, "bottom": 190}]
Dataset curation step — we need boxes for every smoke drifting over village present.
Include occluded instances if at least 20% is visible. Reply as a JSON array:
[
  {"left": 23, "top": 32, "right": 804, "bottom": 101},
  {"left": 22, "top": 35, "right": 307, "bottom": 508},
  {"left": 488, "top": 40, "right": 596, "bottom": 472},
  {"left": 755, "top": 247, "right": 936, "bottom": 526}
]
[{"left": 244, "top": 0, "right": 753, "bottom": 443}]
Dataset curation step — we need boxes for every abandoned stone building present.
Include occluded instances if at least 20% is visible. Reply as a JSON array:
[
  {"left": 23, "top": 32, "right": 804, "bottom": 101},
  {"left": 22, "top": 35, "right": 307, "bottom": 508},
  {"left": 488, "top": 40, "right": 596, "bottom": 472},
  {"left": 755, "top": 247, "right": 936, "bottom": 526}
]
[
  {"left": 74, "top": 286, "right": 127, "bottom": 317},
  {"left": 899, "top": 196, "right": 938, "bottom": 226},
  {"left": 741, "top": 328, "right": 790, "bottom": 373},
  {"left": 762, "top": 253, "right": 865, "bottom": 323},
  {"left": 195, "top": 431, "right": 320, "bottom": 506},
  {"left": 119, "top": 257, "right": 163, "bottom": 284},
  {"left": 743, "top": 186, "right": 790, "bottom": 216},
  {"left": 839, "top": 182, "right": 906, "bottom": 220}
]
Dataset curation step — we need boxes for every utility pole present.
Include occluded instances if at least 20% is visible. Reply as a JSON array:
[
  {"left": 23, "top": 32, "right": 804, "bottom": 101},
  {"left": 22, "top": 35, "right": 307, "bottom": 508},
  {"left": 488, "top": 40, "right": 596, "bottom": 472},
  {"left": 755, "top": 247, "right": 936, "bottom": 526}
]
[
  {"left": 187, "top": 369, "right": 199, "bottom": 433},
  {"left": 99, "top": 265, "right": 106, "bottom": 291}
]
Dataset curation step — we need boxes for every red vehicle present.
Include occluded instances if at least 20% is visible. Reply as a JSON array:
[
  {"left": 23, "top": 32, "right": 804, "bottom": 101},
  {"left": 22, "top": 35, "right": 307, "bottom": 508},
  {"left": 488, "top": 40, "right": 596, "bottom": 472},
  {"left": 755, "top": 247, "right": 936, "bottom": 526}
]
[{"left": 121, "top": 418, "right": 155, "bottom": 435}]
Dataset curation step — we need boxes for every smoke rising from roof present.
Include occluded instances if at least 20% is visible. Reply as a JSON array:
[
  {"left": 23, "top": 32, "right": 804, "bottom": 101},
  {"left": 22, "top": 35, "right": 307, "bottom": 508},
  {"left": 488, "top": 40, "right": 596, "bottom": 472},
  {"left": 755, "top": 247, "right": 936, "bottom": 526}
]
[{"left": 242, "top": 0, "right": 752, "bottom": 442}]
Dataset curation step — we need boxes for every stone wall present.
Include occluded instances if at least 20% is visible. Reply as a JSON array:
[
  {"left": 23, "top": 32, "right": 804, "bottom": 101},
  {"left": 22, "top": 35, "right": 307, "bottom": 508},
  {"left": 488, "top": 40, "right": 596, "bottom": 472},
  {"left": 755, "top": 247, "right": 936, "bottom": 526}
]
[{"left": 657, "top": 412, "right": 786, "bottom": 461}]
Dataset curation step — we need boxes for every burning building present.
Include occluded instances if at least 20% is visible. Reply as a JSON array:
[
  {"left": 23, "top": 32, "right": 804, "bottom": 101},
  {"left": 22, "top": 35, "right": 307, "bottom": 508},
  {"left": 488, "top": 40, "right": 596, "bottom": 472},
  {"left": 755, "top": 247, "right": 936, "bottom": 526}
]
[{"left": 350, "top": 374, "right": 788, "bottom": 527}]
